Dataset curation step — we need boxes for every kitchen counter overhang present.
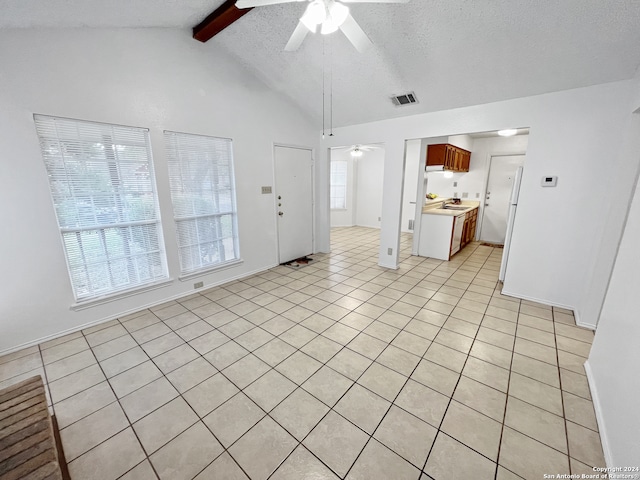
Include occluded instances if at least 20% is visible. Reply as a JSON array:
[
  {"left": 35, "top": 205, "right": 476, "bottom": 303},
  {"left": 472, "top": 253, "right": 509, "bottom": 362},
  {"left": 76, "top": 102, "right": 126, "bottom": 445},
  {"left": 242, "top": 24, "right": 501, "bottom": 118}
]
[{"left": 422, "top": 198, "right": 481, "bottom": 216}]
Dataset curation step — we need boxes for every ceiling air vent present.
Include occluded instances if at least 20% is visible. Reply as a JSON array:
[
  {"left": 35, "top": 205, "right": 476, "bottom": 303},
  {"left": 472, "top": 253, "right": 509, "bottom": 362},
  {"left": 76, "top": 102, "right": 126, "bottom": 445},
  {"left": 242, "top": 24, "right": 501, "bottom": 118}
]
[{"left": 391, "top": 92, "right": 418, "bottom": 106}]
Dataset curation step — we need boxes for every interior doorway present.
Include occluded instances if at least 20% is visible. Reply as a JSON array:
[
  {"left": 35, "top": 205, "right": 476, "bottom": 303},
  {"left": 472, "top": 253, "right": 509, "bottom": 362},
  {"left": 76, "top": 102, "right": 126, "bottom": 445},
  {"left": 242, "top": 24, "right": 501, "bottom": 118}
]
[
  {"left": 329, "top": 144, "right": 385, "bottom": 246},
  {"left": 274, "top": 145, "right": 313, "bottom": 263},
  {"left": 479, "top": 154, "right": 526, "bottom": 245}
]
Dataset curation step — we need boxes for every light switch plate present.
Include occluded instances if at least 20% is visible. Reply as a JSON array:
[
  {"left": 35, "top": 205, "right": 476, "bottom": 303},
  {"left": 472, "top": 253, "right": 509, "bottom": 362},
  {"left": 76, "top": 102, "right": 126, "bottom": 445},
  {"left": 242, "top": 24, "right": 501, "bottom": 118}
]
[{"left": 541, "top": 176, "right": 557, "bottom": 187}]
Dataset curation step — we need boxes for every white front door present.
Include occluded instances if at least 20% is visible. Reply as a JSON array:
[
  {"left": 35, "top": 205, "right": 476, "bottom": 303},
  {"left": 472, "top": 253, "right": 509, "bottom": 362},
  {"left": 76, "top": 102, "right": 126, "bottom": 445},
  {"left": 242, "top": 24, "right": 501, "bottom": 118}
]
[
  {"left": 480, "top": 154, "right": 525, "bottom": 244},
  {"left": 274, "top": 146, "right": 314, "bottom": 263}
]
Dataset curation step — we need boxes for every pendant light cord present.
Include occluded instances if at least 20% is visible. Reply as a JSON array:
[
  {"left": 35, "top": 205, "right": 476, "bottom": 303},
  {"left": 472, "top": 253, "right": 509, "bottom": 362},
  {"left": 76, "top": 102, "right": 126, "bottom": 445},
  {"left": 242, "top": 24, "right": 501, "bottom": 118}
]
[
  {"left": 322, "top": 36, "right": 326, "bottom": 139},
  {"left": 330, "top": 35, "right": 334, "bottom": 136}
]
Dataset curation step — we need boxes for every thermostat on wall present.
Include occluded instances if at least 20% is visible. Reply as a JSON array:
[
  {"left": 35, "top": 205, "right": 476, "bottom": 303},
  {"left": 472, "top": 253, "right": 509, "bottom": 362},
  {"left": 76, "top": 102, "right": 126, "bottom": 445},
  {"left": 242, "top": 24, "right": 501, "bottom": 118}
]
[{"left": 541, "top": 176, "right": 557, "bottom": 187}]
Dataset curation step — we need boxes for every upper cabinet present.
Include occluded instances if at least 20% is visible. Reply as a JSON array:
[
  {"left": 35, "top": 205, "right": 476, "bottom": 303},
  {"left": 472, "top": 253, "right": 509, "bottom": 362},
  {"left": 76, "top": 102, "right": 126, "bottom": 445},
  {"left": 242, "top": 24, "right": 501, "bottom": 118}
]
[{"left": 426, "top": 144, "right": 471, "bottom": 172}]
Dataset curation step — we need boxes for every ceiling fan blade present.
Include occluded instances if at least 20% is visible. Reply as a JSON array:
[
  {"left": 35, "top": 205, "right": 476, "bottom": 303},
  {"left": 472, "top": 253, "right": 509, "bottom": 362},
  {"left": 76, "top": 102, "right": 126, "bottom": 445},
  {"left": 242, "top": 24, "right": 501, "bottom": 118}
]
[
  {"left": 235, "top": 0, "right": 306, "bottom": 8},
  {"left": 285, "top": 21, "right": 310, "bottom": 51},
  {"left": 342, "top": 0, "right": 409, "bottom": 3},
  {"left": 339, "top": 13, "right": 372, "bottom": 52}
]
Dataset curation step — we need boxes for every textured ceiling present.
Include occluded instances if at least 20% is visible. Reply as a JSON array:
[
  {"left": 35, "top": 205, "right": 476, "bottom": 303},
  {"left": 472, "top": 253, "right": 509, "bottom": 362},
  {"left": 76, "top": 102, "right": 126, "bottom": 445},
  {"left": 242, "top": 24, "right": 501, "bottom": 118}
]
[
  {"left": 0, "top": 0, "right": 227, "bottom": 28},
  {"left": 3, "top": 0, "right": 640, "bottom": 128}
]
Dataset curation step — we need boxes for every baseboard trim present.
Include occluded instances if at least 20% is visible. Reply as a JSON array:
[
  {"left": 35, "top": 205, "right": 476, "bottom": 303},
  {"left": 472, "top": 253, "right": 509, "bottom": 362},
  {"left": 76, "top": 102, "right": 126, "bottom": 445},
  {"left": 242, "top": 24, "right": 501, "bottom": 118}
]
[
  {"left": 584, "top": 360, "right": 614, "bottom": 467},
  {"left": 573, "top": 311, "right": 597, "bottom": 330},
  {"left": 0, "top": 263, "right": 279, "bottom": 357},
  {"left": 500, "top": 289, "right": 596, "bottom": 331}
]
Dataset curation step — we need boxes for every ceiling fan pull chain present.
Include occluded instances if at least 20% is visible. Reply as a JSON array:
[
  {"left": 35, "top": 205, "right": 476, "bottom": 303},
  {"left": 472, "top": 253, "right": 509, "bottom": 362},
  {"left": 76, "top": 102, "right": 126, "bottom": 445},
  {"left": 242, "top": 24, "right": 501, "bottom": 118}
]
[{"left": 322, "top": 35, "right": 326, "bottom": 139}]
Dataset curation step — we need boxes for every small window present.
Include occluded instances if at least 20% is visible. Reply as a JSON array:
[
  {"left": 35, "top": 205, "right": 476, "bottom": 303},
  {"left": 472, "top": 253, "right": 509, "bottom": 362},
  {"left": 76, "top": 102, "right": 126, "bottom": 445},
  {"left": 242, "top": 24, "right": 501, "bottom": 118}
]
[
  {"left": 330, "top": 160, "right": 348, "bottom": 210},
  {"left": 164, "top": 131, "right": 240, "bottom": 276},
  {"left": 34, "top": 115, "right": 168, "bottom": 302}
]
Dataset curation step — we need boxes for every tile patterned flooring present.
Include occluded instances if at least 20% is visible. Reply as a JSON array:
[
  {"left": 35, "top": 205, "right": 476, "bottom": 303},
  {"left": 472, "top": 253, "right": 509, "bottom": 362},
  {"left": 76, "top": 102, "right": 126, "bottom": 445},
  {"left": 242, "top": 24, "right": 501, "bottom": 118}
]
[{"left": 0, "top": 227, "right": 605, "bottom": 480}]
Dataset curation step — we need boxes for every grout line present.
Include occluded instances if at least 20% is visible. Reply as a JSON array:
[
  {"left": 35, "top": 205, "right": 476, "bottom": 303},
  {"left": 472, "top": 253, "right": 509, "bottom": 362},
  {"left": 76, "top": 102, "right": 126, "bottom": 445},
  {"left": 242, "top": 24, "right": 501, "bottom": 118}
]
[
  {"left": 416, "top": 245, "right": 502, "bottom": 478},
  {"left": 77, "top": 327, "right": 162, "bottom": 480},
  {"left": 492, "top": 281, "right": 521, "bottom": 480},
  {"left": 3, "top": 228, "right": 593, "bottom": 480},
  {"left": 554, "top": 307, "right": 573, "bottom": 473}
]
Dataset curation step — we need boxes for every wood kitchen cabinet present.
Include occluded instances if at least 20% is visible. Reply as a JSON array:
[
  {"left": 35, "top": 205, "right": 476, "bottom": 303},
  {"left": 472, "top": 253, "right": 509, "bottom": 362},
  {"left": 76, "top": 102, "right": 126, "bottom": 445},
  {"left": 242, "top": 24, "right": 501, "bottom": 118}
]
[
  {"left": 461, "top": 207, "right": 478, "bottom": 248},
  {"left": 426, "top": 144, "right": 471, "bottom": 172}
]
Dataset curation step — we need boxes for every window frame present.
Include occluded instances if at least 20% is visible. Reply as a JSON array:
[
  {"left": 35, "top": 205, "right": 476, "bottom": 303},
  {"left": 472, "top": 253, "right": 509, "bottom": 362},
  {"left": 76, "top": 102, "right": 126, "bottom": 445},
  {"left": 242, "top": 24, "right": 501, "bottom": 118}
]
[
  {"left": 164, "top": 130, "right": 242, "bottom": 278},
  {"left": 34, "top": 114, "right": 169, "bottom": 304},
  {"left": 330, "top": 159, "right": 348, "bottom": 210}
]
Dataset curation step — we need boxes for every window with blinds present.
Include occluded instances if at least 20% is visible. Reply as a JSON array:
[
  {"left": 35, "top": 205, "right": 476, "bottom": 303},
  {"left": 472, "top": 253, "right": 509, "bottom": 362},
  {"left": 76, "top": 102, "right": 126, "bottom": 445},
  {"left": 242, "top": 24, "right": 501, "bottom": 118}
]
[
  {"left": 34, "top": 115, "right": 168, "bottom": 302},
  {"left": 330, "top": 160, "right": 348, "bottom": 209},
  {"left": 164, "top": 131, "right": 240, "bottom": 276}
]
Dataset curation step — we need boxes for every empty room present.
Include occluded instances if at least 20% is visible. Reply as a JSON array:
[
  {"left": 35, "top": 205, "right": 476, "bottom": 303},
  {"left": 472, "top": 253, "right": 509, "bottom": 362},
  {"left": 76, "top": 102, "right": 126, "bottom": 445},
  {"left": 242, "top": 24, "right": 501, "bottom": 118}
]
[{"left": 1, "top": 1, "right": 640, "bottom": 479}]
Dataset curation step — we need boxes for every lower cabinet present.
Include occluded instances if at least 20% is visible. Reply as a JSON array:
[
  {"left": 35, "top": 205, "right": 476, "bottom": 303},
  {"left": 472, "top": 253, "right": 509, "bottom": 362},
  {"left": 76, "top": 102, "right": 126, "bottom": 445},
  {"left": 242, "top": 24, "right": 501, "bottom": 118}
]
[
  {"left": 419, "top": 206, "right": 479, "bottom": 261},
  {"left": 461, "top": 207, "right": 478, "bottom": 248}
]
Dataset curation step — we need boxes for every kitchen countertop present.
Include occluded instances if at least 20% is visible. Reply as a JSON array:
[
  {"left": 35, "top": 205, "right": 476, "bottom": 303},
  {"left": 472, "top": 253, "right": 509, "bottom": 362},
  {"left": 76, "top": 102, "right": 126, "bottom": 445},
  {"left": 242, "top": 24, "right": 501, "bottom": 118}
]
[{"left": 422, "top": 198, "right": 480, "bottom": 216}]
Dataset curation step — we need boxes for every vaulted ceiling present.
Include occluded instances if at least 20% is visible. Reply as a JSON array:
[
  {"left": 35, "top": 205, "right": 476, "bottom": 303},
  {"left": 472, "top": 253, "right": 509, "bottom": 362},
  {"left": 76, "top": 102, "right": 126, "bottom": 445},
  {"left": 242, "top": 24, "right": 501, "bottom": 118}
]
[{"left": 3, "top": 0, "right": 640, "bottom": 127}]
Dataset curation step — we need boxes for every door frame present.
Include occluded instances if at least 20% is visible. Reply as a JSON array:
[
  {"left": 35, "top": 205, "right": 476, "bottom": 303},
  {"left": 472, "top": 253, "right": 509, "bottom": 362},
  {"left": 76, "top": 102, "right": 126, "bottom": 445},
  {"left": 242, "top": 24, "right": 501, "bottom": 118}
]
[
  {"left": 272, "top": 143, "right": 316, "bottom": 263},
  {"left": 478, "top": 151, "right": 526, "bottom": 243}
]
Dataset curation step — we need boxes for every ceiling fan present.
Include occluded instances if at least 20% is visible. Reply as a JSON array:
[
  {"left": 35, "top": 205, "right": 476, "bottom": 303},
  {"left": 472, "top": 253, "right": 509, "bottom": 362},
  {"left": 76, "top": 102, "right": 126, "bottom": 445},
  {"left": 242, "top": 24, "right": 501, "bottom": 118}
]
[
  {"left": 235, "top": 0, "right": 410, "bottom": 52},
  {"left": 335, "top": 144, "right": 384, "bottom": 158}
]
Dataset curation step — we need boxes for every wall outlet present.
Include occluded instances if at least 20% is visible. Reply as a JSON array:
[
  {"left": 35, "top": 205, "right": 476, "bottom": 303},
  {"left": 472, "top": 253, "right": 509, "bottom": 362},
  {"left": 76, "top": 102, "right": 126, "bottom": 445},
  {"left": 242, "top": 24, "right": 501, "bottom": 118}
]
[
  {"left": 475, "top": 192, "right": 480, "bottom": 198},
  {"left": 261, "top": 186, "right": 272, "bottom": 194},
  {"left": 387, "top": 248, "right": 393, "bottom": 255},
  {"left": 378, "top": 217, "right": 381, "bottom": 221},
  {"left": 453, "top": 182, "right": 458, "bottom": 187},
  {"left": 194, "top": 281, "right": 204, "bottom": 289},
  {"left": 462, "top": 192, "right": 468, "bottom": 198},
  {"left": 454, "top": 192, "right": 458, "bottom": 197}
]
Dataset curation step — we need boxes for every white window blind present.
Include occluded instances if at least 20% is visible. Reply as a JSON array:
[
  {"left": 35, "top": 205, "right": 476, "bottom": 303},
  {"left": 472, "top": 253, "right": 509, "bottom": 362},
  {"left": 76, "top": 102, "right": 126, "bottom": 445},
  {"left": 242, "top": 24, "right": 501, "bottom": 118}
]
[
  {"left": 164, "top": 131, "right": 240, "bottom": 275},
  {"left": 34, "top": 115, "right": 168, "bottom": 302},
  {"left": 330, "top": 160, "right": 348, "bottom": 209}
]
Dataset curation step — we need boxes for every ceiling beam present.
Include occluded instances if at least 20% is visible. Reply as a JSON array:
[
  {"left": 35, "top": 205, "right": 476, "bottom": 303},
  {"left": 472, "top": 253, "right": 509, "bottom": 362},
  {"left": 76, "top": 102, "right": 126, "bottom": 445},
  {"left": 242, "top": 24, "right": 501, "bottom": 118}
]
[{"left": 193, "top": 0, "right": 253, "bottom": 43}]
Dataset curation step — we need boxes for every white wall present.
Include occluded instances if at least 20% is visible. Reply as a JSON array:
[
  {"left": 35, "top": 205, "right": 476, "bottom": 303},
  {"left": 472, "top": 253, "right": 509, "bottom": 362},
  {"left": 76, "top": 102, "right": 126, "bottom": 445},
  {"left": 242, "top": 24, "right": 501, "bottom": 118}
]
[
  {"left": 316, "top": 80, "right": 640, "bottom": 328},
  {"left": 579, "top": 89, "right": 640, "bottom": 327},
  {"left": 586, "top": 78, "right": 640, "bottom": 467},
  {"left": 0, "top": 28, "right": 317, "bottom": 353},
  {"left": 329, "top": 146, "right": 385, "bottom": 229},
  {"left": 354, "top": 148, "right": 385, "bottom": 228},
  {"left": 400, "top": 139, "right": 421, "bottom": 233},
  {"left": 425, "top": 135, "right": 529, "bottom": 204},
  {"left": 447, "top": 134, "right": 474, "bottom": 151}
]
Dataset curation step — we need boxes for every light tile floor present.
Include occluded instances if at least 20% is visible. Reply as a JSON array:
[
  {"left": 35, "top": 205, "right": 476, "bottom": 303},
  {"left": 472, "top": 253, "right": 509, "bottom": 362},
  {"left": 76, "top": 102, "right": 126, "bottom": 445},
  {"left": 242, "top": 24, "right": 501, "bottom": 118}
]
[{"left": 0, "top": 227, "right": 605, "bottom": 480}]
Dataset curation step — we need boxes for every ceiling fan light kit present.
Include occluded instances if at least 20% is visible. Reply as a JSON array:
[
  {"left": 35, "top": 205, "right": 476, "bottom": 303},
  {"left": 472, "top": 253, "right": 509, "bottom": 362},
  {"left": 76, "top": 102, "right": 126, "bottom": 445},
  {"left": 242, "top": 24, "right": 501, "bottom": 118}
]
[
  {"left": 235, "top": 0, "right": 409, "bottom": 52},
  {"left": 300, "top": 0, "right": 326, "bottom": 31},
  {"left": 232, "top": 0, "right": 410, "bottom": 132},
  {"left": 301, "top": 1, "right": 349, "bottom": 34}
]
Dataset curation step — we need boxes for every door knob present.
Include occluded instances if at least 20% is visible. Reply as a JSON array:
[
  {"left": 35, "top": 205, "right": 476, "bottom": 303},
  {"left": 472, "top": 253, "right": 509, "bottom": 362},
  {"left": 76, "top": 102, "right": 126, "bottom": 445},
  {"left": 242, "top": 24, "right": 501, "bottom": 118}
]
[{"left": 278, "top": 211, "right": 284, "bottom": 216}]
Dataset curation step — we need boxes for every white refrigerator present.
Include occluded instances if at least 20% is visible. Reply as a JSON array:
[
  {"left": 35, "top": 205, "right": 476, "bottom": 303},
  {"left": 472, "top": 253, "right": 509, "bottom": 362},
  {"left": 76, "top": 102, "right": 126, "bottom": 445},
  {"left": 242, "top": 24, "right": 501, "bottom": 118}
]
[{"left": 499, "top": 166, "right": 523, "bottom": 282}]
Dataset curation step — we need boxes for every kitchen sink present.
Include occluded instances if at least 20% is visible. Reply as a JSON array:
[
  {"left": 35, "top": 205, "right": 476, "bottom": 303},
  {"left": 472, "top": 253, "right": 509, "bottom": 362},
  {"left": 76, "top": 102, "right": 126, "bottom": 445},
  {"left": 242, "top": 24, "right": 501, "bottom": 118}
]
[{"left": 441, "top": 205, "right": 468, "bottom": 211}]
